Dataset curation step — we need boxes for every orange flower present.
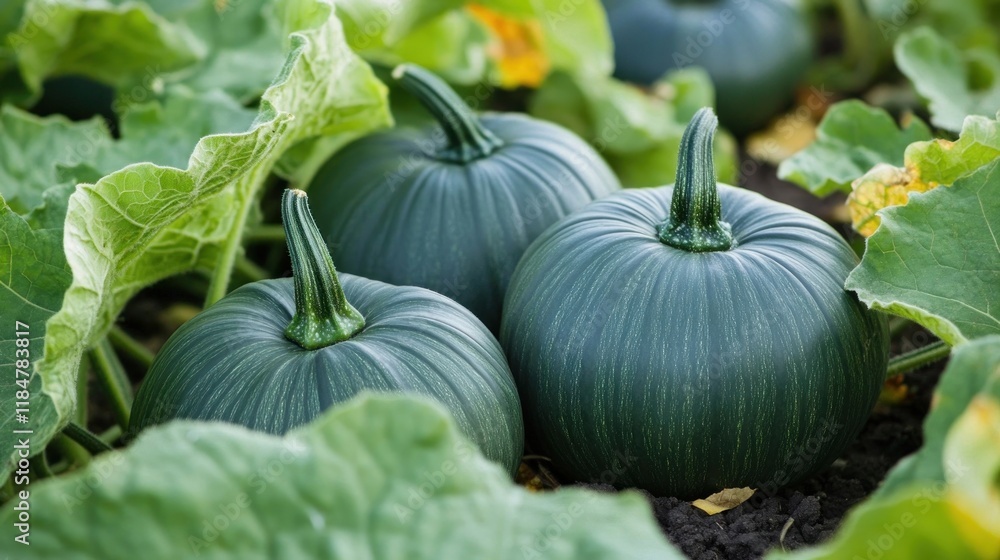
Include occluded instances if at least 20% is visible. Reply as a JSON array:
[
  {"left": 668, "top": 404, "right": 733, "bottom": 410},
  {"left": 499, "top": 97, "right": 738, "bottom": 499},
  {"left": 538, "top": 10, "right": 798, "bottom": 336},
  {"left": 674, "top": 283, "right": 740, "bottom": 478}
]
[{"left": 468, "top": 4, "right": 550, "bottom": 88}]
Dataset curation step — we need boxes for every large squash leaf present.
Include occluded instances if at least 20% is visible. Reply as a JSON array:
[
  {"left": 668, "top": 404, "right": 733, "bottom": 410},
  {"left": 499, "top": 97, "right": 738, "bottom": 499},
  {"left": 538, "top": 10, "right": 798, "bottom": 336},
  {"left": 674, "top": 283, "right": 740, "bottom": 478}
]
[
  {"left": 777, "top": 100, "right": 932, "bottom": 196},
  {"left": 769, "top": 337, "right": 1000, "bottom": 559},
  {"left": 0, "top": 394, "right": 685, "bottom": 559},
  {"left": 848, "top": 112, "right": 1000, "bottom": 236},
  {"left": 9, "top": 0, "right": 201, "bottom": 92},
  {"left": 895, "top": 27, "right": 1000, "bottom": 133},
  {"left": 0, "top": 107, "right": 113, "bottom": 213},
  {"left": 0, "top": 0, "right": 390, "bottom": 481},
  {"left": 140, "top": 0, "right": 289, "bottom": 102},
  {"left": 846, "top": 160, "right": 1000, "bottom": 345}
]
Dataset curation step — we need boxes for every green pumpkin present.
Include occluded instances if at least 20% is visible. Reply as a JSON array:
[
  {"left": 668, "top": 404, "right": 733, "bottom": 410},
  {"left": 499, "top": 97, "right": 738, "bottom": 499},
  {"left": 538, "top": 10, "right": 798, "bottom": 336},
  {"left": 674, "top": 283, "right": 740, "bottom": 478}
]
[
  {"left": 131, "top": 189, "right": 524, "bottom": 474},
  {"left": 603, "top": 0, "right": 813, "bottom": 134},
  {"left": 306, "top": 65, "right": 621, "bottom": 333},
  {"left": 500, "top": 108, "right": 888, "bottom": 497}
]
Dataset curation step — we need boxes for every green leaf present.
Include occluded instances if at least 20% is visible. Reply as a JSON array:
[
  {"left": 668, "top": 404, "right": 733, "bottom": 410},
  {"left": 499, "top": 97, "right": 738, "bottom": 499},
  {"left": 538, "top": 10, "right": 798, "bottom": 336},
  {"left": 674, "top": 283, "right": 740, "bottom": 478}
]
[
  {"left": 769, "top": 337, "right": 1000, "bottom": 560},
  {"left": 336, "top": 0, "right": 611, "bottom": 85},
  {"left": 847, "top": 113, "right": 1000, "bottom": 236},
  {"left": 0, "top": 106, "right": 113, "bottom": 213},
  {"left": 0, "top": 0, "right": 390, "bottom": 480},
  {"left": 110, "top": 87, "right": 258, "bottom": 170},
  {"left": 895, "top": 27, "right": 1000, "bottom": 133},
  {"left": 9, "top": 0, "right": 201, "bottom": 92},
  {"left": 777, "top": 100, "right": 932, "bottom": 196},
  {"left": 0, "top": 0, "right": 26, "bottom": 73},
  {"left": 337, "top": 0, "right": 464, "bottom": 49},
  {"left": 905, "top": 113, "right": 1000, "bottom": 185},
  {"left": 145, "top": 0, "right": 289, "bottom": 101},
  {"left": 846, "top": 160, "right": 1000, "bottom": 345},
  {"left": 378, "top": 10, "right": 489, "bottom": 84},
  {"left": 0, "top": 195, "right": 70, "bottom": 480},
  {"left": 529, "top": 68, "right": 737, "bottom": 188},
  {"left": 0, "top": 394, "right": 685, "bottom": 559}
]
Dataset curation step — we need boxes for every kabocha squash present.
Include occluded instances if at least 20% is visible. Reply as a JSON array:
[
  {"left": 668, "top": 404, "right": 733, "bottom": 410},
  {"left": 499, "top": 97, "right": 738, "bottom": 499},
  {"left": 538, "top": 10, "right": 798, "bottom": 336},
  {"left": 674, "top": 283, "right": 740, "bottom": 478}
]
[
  {"left": 603, "top": 0, "right": 813, "bottom": 134},
  {"left": 500, "top": 108, "right": 888, "bottom": 497},
  {"left": 306, "top": 64, "right": 620, "bottom": 333},
  {"left": 131, "top": 189, "right": 524, "bottom": 474}
]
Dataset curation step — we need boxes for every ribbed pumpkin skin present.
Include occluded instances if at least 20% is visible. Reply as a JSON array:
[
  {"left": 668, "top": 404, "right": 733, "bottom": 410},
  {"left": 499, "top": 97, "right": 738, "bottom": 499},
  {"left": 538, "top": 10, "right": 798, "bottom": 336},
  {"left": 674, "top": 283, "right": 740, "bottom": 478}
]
[
  {"left": 500, "top": 186, "right": 888, "bottom": 497},
  {"left": 307, "top": 113, "right": 620, "bottom": 333},
  {"left": 131, "top": 274, "right": 524, "bottom": 474},
  {"left": 604, "top": 0, "right": 813, "bottom": 134}
]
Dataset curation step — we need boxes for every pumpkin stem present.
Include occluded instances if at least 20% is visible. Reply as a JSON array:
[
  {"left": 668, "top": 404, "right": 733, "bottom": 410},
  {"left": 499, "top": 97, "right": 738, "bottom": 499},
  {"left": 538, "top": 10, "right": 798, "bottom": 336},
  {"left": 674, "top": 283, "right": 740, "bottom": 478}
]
[
  {"left": 393, "top": 64, "right": 504, "bottom": 163},
  {"left": 657, "top": 108, "right": 734, "bottom": 252},
  {"left": 282, "top": 189, "right": 365, "bottom": 349}
]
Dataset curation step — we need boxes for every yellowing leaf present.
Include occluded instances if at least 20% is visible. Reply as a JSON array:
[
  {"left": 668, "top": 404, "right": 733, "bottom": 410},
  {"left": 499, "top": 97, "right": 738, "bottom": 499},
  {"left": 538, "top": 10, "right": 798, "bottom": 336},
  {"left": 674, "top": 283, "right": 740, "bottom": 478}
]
[
  {"left": 847, "top": 163, "right": 933, "bottom": 237},
  {"left": 691, "top": 487, "right": 755, "bottom": 515},
  {"left": 468, "top": 4, "right": 549, "bottom": 88},
  {"left": 848, "top": 113, "right": 1000, "bottom": 237}
]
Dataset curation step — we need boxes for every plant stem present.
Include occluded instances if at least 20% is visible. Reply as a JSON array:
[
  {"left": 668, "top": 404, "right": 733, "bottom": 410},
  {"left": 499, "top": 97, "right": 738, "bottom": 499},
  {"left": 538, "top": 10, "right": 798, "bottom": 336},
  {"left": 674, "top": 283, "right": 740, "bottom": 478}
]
[
  {"left": 89, "top": 338, "right": 133, "bottom": 429},
  {"left": 108, "top": 326, "right": 154, "bottom": 369},
  {"left": 100, "top": 425, "right": 123, "bottom": 445},
  {"left": 658, "top": 108, "right": 734, "bottom": 252},
  {"left": 886, "top": 340, "right": 951, "bottom": 378},
  {"left": 205, "top": 172, "right": 266, "bottom": 307},
  {"left": 56, "top": 435, "right": 91, "bottom": 467},
  {"left": 393, "top": 64, "right": 503, "bottom": 162},
  {"left": 30, "top": 453, "right": 53, "bottom": 479},
  {"left": 244, "top": 224, "right": 286, "bottom": 244},
  {"left": 75, "top": 357, "right": 88, "bottom": 425},
  {"left": 62, "top": 422, "right": 113, "bottom": 455},
  {"left": 282, "top": 189, "right": 365, "bottom": 349}
]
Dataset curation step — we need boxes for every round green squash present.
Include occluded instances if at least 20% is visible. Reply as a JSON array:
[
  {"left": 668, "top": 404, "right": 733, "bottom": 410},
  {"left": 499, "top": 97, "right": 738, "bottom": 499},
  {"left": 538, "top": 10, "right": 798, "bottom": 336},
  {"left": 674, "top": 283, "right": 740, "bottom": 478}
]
[
  {"left": 603, "top": 0, "right": 813, "bottom": 134},
  {"left": 500, "top": 108, "right": 888, "bottom": 497},
  {"left": 306, "top": 64, "right": 621, "bottom": 333},
  {"left": 131, "top": 189, "right": 524, "bottom": 474}
]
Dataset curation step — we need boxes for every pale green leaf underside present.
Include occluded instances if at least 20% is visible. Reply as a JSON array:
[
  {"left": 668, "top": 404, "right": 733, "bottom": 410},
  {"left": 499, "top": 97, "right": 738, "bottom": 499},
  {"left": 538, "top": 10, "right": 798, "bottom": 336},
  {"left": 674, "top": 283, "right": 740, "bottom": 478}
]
[
  {"left": 0, "top": 107, "right": 112, "bottom": 213},
  {"left": 777, "top": 100, "right": 932, "bottom": 196},
  {"left": 11, "top": 0, "right": 201, "bottom": 91},
  {"left": 144, "top": 0, "right": 289, "bottom": 101},
  {"left": 906, "top": 112, "right": 1000, "bottom": 184},
  {"left": 0, "top": 394, "right": 685, "bottom": 559},
  {"left": 895, "top": 26, "right": 1000, "bottom": 133},
  {"left": 0, "top": 0, "right": 390, "bottom": 480},
  {"left": 846, "top": 160, "right": 1000, "bottom": 345}
]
